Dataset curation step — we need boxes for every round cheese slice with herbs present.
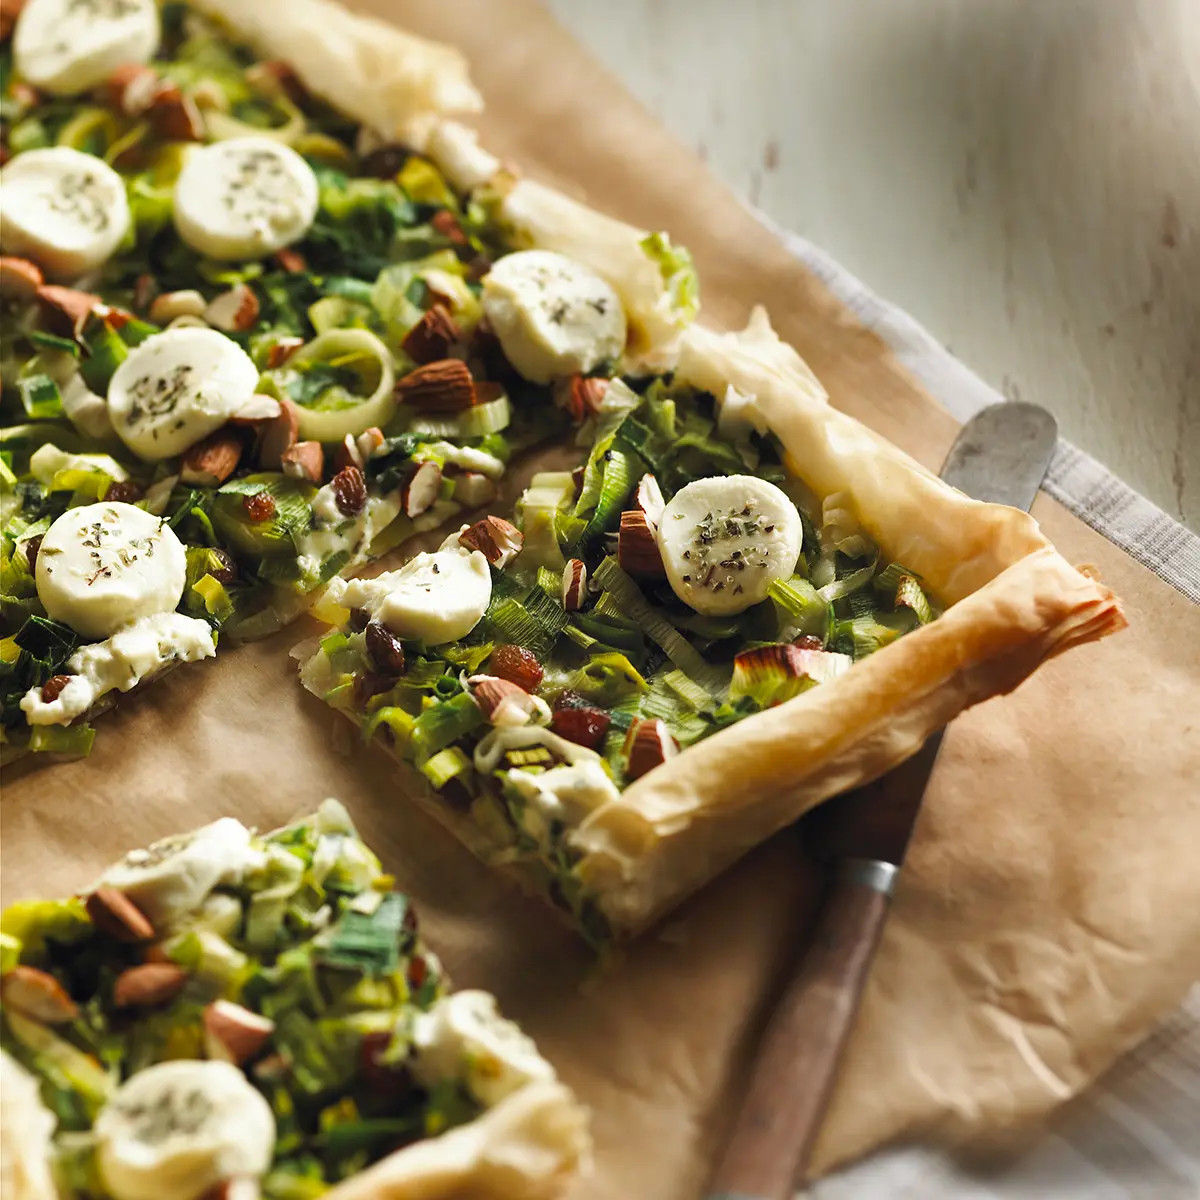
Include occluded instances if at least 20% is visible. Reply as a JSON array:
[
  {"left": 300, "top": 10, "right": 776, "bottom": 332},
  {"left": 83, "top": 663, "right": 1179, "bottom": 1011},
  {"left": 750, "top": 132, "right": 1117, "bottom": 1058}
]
[
  {"left": 13, "top": 0, "right": 159, "bottom": 96},
  {"left": 657, "top": 475, "right": 804, "bottom": 616},
  {"left": 0, "top": 147, "right": 131, "bottom": 279},
  {"left": 107, "top": 326, "right": 260, "bottom": 460},
  {"left": 172, "top": 136, "right": 320, "bottom": 261},
  {"left": 35, "top": 501, "right": 187, "bottom": 640},
  {"left": 94, "top": 1059, "right": 275, "bottom": 1200},
  {"left": 481, "top": 249, "right": 626, "bottom": 383}
]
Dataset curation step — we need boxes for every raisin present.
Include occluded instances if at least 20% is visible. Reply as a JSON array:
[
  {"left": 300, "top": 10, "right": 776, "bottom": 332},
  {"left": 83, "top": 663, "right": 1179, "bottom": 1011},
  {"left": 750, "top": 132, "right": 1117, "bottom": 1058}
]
[
  {"left": 407, "top": 954, "right": 428, "bottom": 990},
  {"left": 359, "top": 1029, "right": 416, "bottom": 1099},
  {"left": 348, "top": 607, "right": 371, "bottom": 632},
  {"left": 329, "top": 464, "right": 367, "bottom": 516},
  {"left": 24, "top": 534, "right": 43, "bottom": 575},
  {"left": 104, "top": 480, "right": 144, "bottom": 504},
  {"left": 353, "top": 671, "right": 393, "bottom": 707},
  {"left": 489, "top": 644, "right": 543, "bottom": 692},
  {"left": 360, "top": 143, "right": 417, "bottom": 179},
  {"left": 207, "top": 548, "right": 237, "bottom": 585},
  {"left": 550, "top": 705, "right": 611, "bottom": 751},
  {"left": 40, "top": 674, "right": 73, "bottom": 704},
  {"left": 242, "top": 491, "right": 276, "bottom": 522},
  {"left": 365, "top": 620, "right": 406, "bottom": 676}
]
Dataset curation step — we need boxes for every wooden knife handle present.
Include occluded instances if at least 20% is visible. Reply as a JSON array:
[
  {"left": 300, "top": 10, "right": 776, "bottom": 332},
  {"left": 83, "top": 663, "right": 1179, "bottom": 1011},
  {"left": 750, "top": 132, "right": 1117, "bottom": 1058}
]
[{"left": 705, "top": 859, "right": 898, "bottom": 1200}]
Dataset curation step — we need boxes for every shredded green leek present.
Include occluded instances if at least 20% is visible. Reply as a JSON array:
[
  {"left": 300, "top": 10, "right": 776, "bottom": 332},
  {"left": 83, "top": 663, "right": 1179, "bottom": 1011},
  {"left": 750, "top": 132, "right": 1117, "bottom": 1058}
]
[{"left": 421, "top": 745, "right": 472, "bottom": 789}]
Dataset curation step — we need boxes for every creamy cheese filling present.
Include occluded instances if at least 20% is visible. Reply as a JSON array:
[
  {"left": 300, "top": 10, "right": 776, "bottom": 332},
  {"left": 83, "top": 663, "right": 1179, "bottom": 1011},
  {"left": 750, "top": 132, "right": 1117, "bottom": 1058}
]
[
  {"left": 295, "top": 488, "right": 403, "bottom": 579},
  {"left": 20, "top": 611, "right": 216, "bottom": 725}
]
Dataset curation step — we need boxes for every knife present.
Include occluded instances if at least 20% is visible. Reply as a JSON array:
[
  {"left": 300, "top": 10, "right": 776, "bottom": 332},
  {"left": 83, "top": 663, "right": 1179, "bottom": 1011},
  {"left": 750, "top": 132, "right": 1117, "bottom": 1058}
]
[{"left": 705, "top": 401, "right": 1058, "bottom": 1200}]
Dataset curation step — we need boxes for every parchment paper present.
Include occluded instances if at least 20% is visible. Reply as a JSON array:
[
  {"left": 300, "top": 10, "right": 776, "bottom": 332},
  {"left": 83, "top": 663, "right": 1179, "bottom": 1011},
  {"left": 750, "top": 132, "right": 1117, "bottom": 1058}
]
[{"left": 3, "top": 2, "right": 1199, "bottom": 1196}]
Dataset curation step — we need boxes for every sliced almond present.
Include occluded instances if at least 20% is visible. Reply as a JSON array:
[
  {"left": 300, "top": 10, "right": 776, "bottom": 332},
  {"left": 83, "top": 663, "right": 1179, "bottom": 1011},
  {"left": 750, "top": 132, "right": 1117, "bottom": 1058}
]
[
  {"left": 204, "top": 999, "right": 275, "bottom": 1065},
  {"left": 281, "top": 439, "right": 324, "bottom": 483},
  {"left": 458, "top": 516, "right": 523, "bottom": 568},
  {"left": 229, "top": 393, "right": 283, "bottom": 423},
  {"left": 0, "top": 255, "right": 44, "bottom": 302},
  {"left": 258, "top": 396, "right": 301, "bottom": 469},
  {"left": 468, "top": 675, "right": 547, "bottom": 726},
  {"left": 180, "top": 428, "right": 246, "bottom": 487},
  {"left": 1, "top": 965, "right": 78, "bottom": 1024},
  {"left": 401, "top": 304, "right": 459, "bottom": 365},
  {"left": 624, "top": 718, "right": 678, "bottom": 781},
  {"left": 266, "top": 335, "right": 305, "bottom": 369},
  {"left": 395, "top": 359, "right": 476, "bottom": 413},
  {"left": 562, "top": 558, "right": 587, "bottom": 611},
  {"left": 356, "top": 426, "right": 385, "bottom": 462},
  {"left": 149, "top": 288, "right": 207, "bottom": 324},
  {"left": 558, "top": 375, "right": 609, "bottom": 422},
  {"left": 113, "top": 963, "right": 189, "bottom": 1009},
  {"left": 85, "top": 887, "right": 154, "bottom": 942},
  {"left": 204, "top": 283, "right": 260, "bottom": 333},
  {"left": 634, "top": 474, "right": 666, "bottom": 529},
  {"left": 452, "top": 470, "right": 498, "bottom": 509},
  {"left": 400, "top": 460, "right": 442, "bottom": 517},
  {"left": 36, "top": 284, "right": 100, "bottom": 338},
  {"left": 106, "top": 62, "right": 160, "bottom": 116},
  {"left": 334, "top": 432, "right": 364, "bottom": 473},
  {"left": 617, "top": 509, "right": 666, "bottom": 578}
]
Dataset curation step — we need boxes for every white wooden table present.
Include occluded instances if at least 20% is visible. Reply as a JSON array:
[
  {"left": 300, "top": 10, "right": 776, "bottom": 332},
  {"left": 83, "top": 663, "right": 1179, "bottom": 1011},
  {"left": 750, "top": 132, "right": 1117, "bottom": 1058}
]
[{"left": 546, "top": 0, "right": 1199, "bottom": 530}]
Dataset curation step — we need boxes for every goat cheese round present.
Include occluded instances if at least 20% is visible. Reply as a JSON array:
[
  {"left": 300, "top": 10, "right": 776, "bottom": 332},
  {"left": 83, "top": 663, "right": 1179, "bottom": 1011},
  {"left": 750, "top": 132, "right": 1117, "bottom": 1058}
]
[
  {"left": 330, "top": 545, "right": 492, "bottom": 645},
  {"left": 94, "top": 1060, "right": 274, "bottom": 1200},
  {"left": 92, "top": 817, "right": 256, "bottom": 927},
  {"left": 658, "top": 475, "right": 804, "bottom": 616},
  {"left": 35, "top": 501, "right": 187, "bottom": 640},
  {"left": 173, "top": 137, "right": 319, "bottom": 261},
  {"left": 481, "top": 249, "right": 626, "bottom": 383},
  {"left": 107, "top": 327, "right": 260, "bottom": 460},
  {"left": 0, "top": 147, "right": 131, "bottom": 279},
  {"left": 13, "top": 0, "right": 159, "bottom": 96}
]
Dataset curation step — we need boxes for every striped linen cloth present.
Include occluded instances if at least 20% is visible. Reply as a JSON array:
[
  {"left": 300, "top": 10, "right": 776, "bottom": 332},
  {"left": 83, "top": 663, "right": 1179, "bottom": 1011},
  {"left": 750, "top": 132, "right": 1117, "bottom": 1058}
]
[{"left": 767, "top": 226, "right": 1200, "bottom": 1199}]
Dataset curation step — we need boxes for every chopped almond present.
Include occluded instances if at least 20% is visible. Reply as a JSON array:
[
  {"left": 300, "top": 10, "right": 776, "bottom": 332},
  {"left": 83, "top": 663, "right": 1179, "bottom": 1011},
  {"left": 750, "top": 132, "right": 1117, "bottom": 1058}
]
[
  {"left": 273, "top": 247, "right": 307, "bottom": 273},
  {"left": 400, "top": 460, "right": 442, "bottom": 517},
  {"left": 468, "top": 675, "right": 547, "bottom": 726},
  {"left": 0, "top": 256, "right": 44, "bottom": 302},
  {"left": 558, "top": 375, "right": 609, "bottom": 423},
  {"left": 266, "top": 336, "right": 305, "bottom": 369},
  {"left": 458, "top": 516, "right": 523, "bottom": 568},
  {"left": 204, "top": 283, "right": 260, "bottom": 333},
  {"left": 113, "top": 963, "right": 189, "bottom": 1009},
  {"left": 149, "top": 289, "right": 207, "bottom": 324},
  {"left": 617, "top": 509, "right": 666, "bottom": 578},
  {"left": 204, "top": 1000, "right": 275, "bottom": 1065},
  {"left": 395, "top": 359, "right": 476, "bottom": 412},
  {"left": 258, "top": 397, "right": 301, "bottom": 470},
  {"left": 430, "top": 208, "right": 468, "bottom": 246},
  {"left": 36, "top": 285, "right": 100, "bottom": 338},
  {"left": 624, "top": 718, "right": 678, "bottom": 781},
  {"left": 1, "top": 965, "right": 78, "bottom": 1024},
  {"left": 634, "top": 474, "right": 666, "bottom": 529},
  {"left": 281, "top": 440, "right": 325, "bottom": 483},
  {"left": 180, "top": 428, "right": 246, "bottom": 487},
  {"left": 228, "top": 393, "right": 283, "bottom": 423},
  {"left": 562, "top": 558, "right": 588, "bottom": 611},
  {"left": 85, "top": 887, "right": 154, "bottom": 942},
  {"left": 106, "top": 63, "right": 160, "bottom": 116},
  {"left": 334, "top": 432, "right": 364, "bottom": 473},
  {"left": 149, "top": 82, "right": 205, "bottom": 141},
  {"left": 401, "top": 303, "right": 460, "bottom": 364}
]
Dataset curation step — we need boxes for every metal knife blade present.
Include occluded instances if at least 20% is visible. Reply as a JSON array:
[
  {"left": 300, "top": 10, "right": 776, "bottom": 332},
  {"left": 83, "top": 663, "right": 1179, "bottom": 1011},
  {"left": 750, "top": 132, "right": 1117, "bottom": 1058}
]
[
  {"left": 706, "top": 401, "right": 1058, "bottom": 1200},
  {"left": 804, "top": 400, "right": 1057, "bottom": 867}
]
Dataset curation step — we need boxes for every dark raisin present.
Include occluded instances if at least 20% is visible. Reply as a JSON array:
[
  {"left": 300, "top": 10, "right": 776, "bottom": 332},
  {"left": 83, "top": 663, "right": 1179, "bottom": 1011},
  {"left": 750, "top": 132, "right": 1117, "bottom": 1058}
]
[
  {"left": 329, "top": 464, "right": 367, "bottom": 517},
  {"left": 348, "top": 607, "right": 371, "bottom": 633},
  {"left": 104, "top": 480, "right": 144, "bottom": 504},
  {"left": 359, "top": 1029, "right": 416, "bottom": 1098},
  {"left": 242, "top": 491, "right": 276, "bottom": 522},
  {"left": 207, "top": 548, "right": 237, "bottom": 585},
  {"left": 24, "top": 534, "right": 43, "bottom": 574},
  {"left": 353, "top": 671, "right": 394, "bottom": 707},
  {"left": 550, "top": 705, "right": 611, "bottom": 751},
  {"left": 793, "top": 634, "right": 825, "bottom": 650},
  {"left": 407, "top": 954, "right": 428, "bottom": 990},
  {"left": 360, "top": 143, "right": 417, "bottom": 179},
  {"left": 365, "top": 620, "right": 406, "bottom": 676},
  {"left": 488, "top": 644, "right": 543, "bottom": 692},
  {"left": 41, "top": 674, "right": 73, "bottom": 703}
]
